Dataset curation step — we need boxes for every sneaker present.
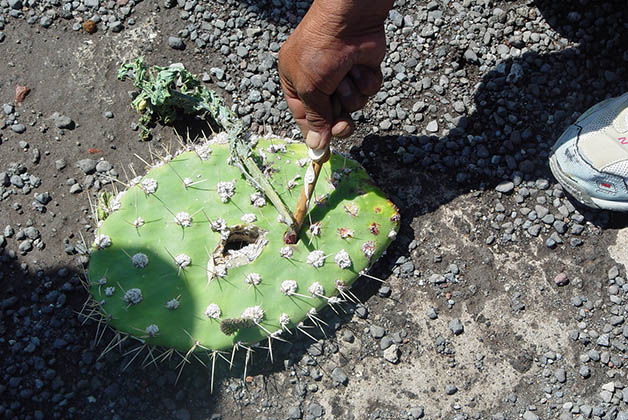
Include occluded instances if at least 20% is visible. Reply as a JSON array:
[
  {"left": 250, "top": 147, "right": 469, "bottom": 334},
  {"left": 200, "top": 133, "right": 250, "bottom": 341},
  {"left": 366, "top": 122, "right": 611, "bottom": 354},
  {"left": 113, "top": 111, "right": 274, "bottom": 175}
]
[{"left": 549, "top": 91, "right": 628, "bottom": 211}]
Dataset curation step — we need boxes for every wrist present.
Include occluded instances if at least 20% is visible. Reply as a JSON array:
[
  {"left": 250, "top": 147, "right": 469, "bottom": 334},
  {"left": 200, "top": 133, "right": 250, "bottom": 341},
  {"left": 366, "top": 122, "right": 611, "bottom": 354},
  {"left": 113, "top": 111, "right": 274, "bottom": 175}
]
[{"left": 308, "top": 0, "right": 394, "bottom": 36}]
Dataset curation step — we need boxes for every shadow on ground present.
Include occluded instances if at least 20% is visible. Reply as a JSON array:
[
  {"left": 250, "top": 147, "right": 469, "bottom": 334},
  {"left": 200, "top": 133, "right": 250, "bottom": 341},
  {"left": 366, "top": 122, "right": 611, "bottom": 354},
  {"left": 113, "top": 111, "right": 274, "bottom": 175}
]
[{"left": 352, "top": 0, "right": 628, "bottom": 230}]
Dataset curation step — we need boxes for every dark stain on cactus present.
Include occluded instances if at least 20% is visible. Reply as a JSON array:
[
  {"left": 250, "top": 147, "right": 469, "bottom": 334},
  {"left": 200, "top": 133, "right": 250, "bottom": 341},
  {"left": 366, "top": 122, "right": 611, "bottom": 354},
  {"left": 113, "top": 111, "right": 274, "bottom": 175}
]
[
  {"left": 337, "top": 227, "right": 354, "bottom": 239},
  {"left": 220, "top": 318, "right": 256, "bottom": 336},
  {"left": 369, "top": 222, "right": 380, "bottom": 235},
  {"left": 284, "top": 230, "right": 298, "bottom": 245},
  {"left": 374, "top": 206, "right": 382, "bottom": 214}
]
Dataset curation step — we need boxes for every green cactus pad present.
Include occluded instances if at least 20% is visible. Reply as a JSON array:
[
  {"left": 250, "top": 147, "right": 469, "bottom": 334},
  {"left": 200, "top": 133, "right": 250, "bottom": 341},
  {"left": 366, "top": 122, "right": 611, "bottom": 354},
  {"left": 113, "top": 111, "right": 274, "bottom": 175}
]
[{"left": 88, "top": 136, "right": 399, "bottom": 352}]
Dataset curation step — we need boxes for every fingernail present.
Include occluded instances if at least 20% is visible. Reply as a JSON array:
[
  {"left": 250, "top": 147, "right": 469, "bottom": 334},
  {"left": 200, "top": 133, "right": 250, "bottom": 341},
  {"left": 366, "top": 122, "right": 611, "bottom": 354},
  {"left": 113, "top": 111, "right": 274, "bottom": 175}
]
[
  {"left": 350, "top": 66, "right": 361, "bottom": 80},
  {"left": 306, "top": 131, "right": 322, "bottom": 150},
  {"left": 338, "top": 79, "right": 352, "bottom": 97}
]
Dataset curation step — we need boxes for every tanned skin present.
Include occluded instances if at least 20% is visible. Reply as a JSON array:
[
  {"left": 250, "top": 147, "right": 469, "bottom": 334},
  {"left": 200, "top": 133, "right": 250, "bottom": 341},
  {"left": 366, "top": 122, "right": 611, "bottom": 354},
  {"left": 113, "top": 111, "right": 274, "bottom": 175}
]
[{"left": 279, "top": 0, "right": 394, "bottom": 151}]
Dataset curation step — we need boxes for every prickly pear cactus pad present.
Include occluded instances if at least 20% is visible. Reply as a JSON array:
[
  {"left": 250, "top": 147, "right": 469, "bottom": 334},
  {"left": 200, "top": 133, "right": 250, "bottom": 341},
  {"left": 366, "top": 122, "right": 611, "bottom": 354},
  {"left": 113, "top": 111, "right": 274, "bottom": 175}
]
[{"left": 88, "top": 136, "right": 399, "bottom": 352}]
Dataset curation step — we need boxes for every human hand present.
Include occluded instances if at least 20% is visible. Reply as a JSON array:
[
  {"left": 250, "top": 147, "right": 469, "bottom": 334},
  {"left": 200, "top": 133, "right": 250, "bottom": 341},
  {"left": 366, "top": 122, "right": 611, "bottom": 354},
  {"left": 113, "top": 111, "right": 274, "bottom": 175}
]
[{"left": 278, "top": 0, "right": 393, "bottom": 151}]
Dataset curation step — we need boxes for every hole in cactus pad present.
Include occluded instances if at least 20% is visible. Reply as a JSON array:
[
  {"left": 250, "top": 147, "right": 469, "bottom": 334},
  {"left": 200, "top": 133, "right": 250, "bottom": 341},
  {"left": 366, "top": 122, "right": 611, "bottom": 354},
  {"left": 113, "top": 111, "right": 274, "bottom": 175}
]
[{"left": 214, "top": 225, "right": 268, "bottom": 268}]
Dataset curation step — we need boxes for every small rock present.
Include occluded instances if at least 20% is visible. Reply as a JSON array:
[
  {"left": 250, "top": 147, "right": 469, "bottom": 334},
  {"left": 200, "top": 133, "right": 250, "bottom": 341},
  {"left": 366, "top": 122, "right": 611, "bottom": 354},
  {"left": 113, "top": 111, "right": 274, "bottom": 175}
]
[
  {"left": 51, "top": 113, "right": 74, "bottom": 129},
  {"left": 429, "top": 273, "right": 446, "bottom": 284},
  {"left": 445, "top": 385, "right": 458, "bottom": 395},
  {"left": 409, "top": 407, "right": 424, "bottom": 419},
  {"left": 40, "top": 16, "right": 52, "bottom": 28},
  {"left": 168, "top": 36, "right": 185, "bottom": 50},
  {"left": 601, "top": 381, "right": 615, "bottom": 392},
  {"left": 287, "top": 406, "right": 301, "bottom": 419},
  {"left": 11, "top": 123, "right": 26, "bottom": 133},
  {"left": 554, "top": 368, "right": 566, "bottom": 383},
  {"left": 96, "top": 160, "right": 112, "bottom": 172},
  {"left": 597, "top": 334, "right": 610, "bottom": 347},
  {"left": 554, "top": 272, "right": 569, "bottom": 286},
  {"left": 55, "top": 159, "right": 67, "bottom": 170},
  {"left": 464, "top": 48, "right": 479, "bottom": 63},
  {"left": 355, "top": 304, "right": 368, "bottom": 319},
  {"left": 35, "top": 191, "right": 52, "bottom": 206},
  {"left": 380, "top": 336, "right": 393, "bottom": 350},
  {"left": 495, "top": 181, "right": 515, "bottom": 193},
  {"left": 426, "top": 307, "right": 438, "bottom": 320},
  {"left": 506, "top": 63, "right": 524, "bottom": 83},
  {"left": 331, "top": 367, "right": 348, "bottom": 385},
  {"left": 210, "top": 67, "right": 225, "bottom": 81},
  {"left": 307, "top": 342, "right": 323, "bottom": 357},
  {"left": 8, "top": 0, "right": 22, "bottom": 10},
  {"left": 383, "top": 344, "right": 399, "bottom": 364},
  {"left": 2, "top": 103, "right": 14, "bottom": 115},
  {"left": 10, "top": 174, "right": 24, "bottom": 188},
  {"left": 378, "top": 285, "right": 392, "bottom": 297},
  {"left": 426, "top": 120, "right": 438, "bottom": 133},
  {"left": 522, "top": 411, "right": 539, "bottom": 420},
  {"left": 18, "top": 239, "right": 33, "bottom": 253},
  {"left": 82, "top": 20, "right": 97, "bottom": 34},
  {"left": 307, "top": 403, "right": 324, "bottom": 418},
  {"left": 24, "top": 227, "right": 39, "bottom": 240},
  {"left": 77, "top": 159, "right": 97, "bottom": 174},
  {"left": 236, "top": 45, "right": 248, "bottom": 57},
  {"left": 370, "top": 325, "right": 386, "bottom": 339},
  {"left": 449, "top": 318, "right": 464, "bottom": 335},
  {"left": 110, "top": 21, "right": 123, "bottom": 32},
  {"left": 600, "top": 390, "right": 613, "bottom": 403},
  {"left": 608, "top": 266, "right": 620, "bottom": 280},
  {"left": 248, "top": 90, "right": 262, "bottom": 103}
]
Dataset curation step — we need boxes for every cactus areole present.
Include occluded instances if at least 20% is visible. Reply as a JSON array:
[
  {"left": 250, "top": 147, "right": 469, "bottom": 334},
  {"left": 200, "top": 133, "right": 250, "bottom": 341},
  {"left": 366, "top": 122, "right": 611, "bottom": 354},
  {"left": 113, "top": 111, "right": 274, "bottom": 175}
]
[{"left": 88, "top": 136, "right": 399, "bottom": 352}]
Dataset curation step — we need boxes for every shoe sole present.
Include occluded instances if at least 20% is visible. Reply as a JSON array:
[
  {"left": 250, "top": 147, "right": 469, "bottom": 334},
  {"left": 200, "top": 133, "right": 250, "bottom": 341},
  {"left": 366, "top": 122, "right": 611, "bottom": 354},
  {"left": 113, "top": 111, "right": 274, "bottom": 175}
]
[{"left": 549, "top": 154, "right": 628, "bottom": 212}]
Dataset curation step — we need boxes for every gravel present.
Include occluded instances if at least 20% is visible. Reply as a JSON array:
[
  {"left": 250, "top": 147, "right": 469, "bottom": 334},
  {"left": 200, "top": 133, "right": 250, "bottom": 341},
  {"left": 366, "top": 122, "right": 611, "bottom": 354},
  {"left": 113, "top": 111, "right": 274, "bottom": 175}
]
[{"left": 0, "top": 0, "right": 627, "bottom": 419}]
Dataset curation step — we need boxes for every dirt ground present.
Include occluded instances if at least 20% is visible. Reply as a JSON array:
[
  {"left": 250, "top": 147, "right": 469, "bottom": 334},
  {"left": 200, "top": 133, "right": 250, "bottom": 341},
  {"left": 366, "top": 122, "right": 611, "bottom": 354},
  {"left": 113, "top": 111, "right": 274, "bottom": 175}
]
[{"left": 1, "top": 1, "right": 628, "bottom": 420}]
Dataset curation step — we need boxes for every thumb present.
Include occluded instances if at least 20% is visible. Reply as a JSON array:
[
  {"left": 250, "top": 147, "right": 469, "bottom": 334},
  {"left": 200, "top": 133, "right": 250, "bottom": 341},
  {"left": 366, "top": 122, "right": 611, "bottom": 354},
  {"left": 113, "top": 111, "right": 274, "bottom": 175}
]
[{"left": 299, "top": 89, "right": 334, "bottom": 150}]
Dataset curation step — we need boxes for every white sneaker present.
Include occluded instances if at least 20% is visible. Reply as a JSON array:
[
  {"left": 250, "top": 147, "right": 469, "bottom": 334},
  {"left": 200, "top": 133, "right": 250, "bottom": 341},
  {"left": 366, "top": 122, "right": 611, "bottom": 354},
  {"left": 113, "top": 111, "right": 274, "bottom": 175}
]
[{"left": 549, "top": 92, "right": 628, "bottom": 211}]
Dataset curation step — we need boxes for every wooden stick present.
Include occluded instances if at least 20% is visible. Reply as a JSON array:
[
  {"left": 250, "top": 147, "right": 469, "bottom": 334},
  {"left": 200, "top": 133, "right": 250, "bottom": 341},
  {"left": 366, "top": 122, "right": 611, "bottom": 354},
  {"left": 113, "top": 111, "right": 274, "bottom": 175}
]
[{"left": 284, "top": 143, "right": 329, "bottom": 244}]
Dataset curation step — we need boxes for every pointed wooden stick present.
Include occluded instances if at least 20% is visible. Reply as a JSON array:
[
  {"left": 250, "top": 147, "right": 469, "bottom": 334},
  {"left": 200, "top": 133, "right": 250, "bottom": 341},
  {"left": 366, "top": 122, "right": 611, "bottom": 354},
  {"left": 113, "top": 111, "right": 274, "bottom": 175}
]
[{"left": 284, "top": 137, "right": 330, "bottom": 244}]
